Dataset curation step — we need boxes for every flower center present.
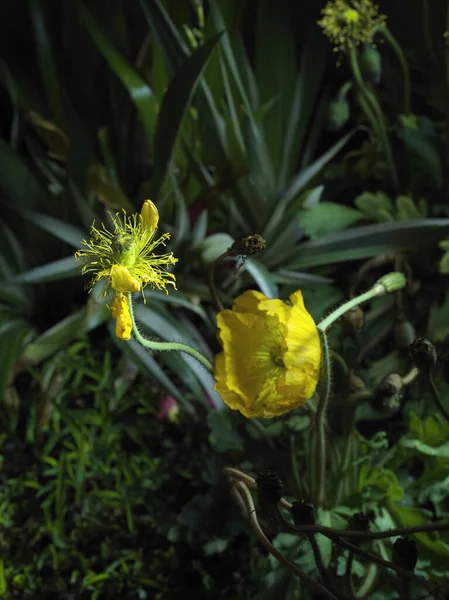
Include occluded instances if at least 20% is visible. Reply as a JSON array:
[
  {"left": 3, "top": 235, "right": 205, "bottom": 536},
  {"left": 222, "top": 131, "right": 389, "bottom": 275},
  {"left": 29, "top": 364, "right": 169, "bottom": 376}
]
[
  {"left": 342, "top": 8, "right": 359, "bottom": 23},
  {"left": 112, "top": 232, "right": 136, "bottom": 267}
]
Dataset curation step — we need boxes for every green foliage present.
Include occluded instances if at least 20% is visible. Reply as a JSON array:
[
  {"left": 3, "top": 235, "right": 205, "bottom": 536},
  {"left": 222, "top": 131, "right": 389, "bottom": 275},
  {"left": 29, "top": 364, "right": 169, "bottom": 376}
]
[{"left": 2, "top": 0, "right": 449, "bottom": 598}]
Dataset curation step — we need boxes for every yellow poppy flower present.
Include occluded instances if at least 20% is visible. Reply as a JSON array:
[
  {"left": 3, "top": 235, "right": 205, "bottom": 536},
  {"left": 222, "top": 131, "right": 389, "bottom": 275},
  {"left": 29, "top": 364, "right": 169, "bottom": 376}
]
[
  {"left": 75, "top": 200, "right": 178, "bottom": 340},
  {"left": 214, "top": 290, "right": 321, "bottom": 418},
  {"left": 318, "top": 0, "right": 386, "bottom": 54}
]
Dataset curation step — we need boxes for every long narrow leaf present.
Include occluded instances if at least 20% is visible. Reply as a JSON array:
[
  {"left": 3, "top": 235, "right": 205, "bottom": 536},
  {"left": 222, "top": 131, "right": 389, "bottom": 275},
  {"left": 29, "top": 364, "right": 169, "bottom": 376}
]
[
  {"left": 14, "top": 257, "right": 79, "bottom": 283},
  {"left": 263, "top": 130, "right": 356, "bottom": 240},
  {"left": 289, "top": 219, "right": 449, "bottom": 268},
  {"left": 79, "top": 1, "right": 157, "bottom": 150},
  {"left": 150, "top": 34, "right": 222, "bottom": 198}
]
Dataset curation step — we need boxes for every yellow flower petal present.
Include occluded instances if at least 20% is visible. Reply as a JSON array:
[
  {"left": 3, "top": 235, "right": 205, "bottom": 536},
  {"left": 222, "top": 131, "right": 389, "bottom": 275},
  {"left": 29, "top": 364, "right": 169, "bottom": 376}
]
[
  {"left": 232, "top": 290, "right": 266, "bottom": 314},
  {"left": 140, "top": 199, "right": 159, "bottom": 237},
  {"left": 110, "top": 264, "right": 141, "bottom": 293},
  {"left": 277, "top": 290, "right": 321, "bottom": 398},
  {"left": 213, "top": 289, "right": 321, "bottom": 418},
  {"left": 110, "top": 294, "right": 132, "bottom": 340}
]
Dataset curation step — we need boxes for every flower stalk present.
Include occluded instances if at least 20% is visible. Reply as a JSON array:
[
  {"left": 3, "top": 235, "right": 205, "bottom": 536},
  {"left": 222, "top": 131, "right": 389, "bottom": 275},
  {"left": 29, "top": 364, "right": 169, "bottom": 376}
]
[{"left": 127, "top": 293, "right": 213, "bottom": 372}]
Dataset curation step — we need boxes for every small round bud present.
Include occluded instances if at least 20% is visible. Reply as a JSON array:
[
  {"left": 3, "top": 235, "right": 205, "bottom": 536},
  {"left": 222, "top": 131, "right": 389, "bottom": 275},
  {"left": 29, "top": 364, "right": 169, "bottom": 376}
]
[
  {"left": 409, "top": 337, "right": 437, "bottom": 372},
  {"left": 392, "top": 537, "right": 418, "bottom": 572},
  {"left": 140, "top": 199, "right": 159, "bottom": 237},
  {"left": 346, "top": 512, "right": 373, "bottom": 544},
  {"left": 291, "top": 500, "right": 315, "bottom": 526},
  {"left": 372, "top": 373, "right": 403, "bottom": 414},
  {"left": 327, "top": 98, "right": 350, "bottom": 132},
  {"left": 229, "top": 235, "right": 266, "bottom": 257},
  {"left": 348, "top": 370, "right": 365, "bottom": 393},
  {"left": 359, "top": 44, "right": 382, "bottom": 85},
  {"left": 375, "top": 272, "right": 407, "bottom": 294},
  {"left": 393, "top": 318, "right": 416, "bottom": 350},
  {"left": 342, "top": 306, "right": 365, "bottom": 336},
  {"left": 256, "top": 470, "right": 284, "bottom": 508}
]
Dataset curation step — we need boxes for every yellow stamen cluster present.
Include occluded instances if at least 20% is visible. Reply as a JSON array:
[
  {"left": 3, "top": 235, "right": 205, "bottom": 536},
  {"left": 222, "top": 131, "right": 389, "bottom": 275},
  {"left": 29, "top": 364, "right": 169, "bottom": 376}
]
[
  {"left": 318, "top": 0, "right": 386, "bottom": 54},
  {"left": 75, "top": 200, "right": 178, "bottom": 340}
]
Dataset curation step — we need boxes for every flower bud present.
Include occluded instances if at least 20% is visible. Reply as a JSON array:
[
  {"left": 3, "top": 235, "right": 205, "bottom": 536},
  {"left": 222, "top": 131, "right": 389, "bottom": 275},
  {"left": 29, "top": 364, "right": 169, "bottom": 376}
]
[
  {"left": 371, "top": 373, "right": 403, "bottom": 414},
  {"left": 256, "top": 470, "right": 283, "bottom": 517},
  {"left": 342, "top": 306, "right": 365, "bottom": 337},
  {"left": 110, "top": 294, "right": 132, "bottom": 340},
  {"left": 375, "top": 272, "right": 407, "bottom": 294},
  {"left": 392, "top": 537, "right": 418, "bottom": 572},
  {"left": 359, "top": 44, "right": 382, "bottom": 84},
  {"left": 409, "top": 337, "right": 437, "bottom": 372},
  {"left": 346, "top": 512, "right": 373, "bottom": 544},
  {"left": 111, "top": 264, "right": 141, "bottom": 294},
  {"left": 327, "top": 98, "right": 350, "bottom": 132},
  {"left": 348, "top": 370, "right": 365, "bottom": 393},
  {"left": 229, "top": 235, "right": 266, "bottom": 257},
  {"left": 140, "top": 199, "right": 159, "bottom": 238},
  {"left": 291, "top": 500, "right": 315, "bottom": 526},
  {"left": 393, "top": 318, "right": 416, "bottom": 350}
]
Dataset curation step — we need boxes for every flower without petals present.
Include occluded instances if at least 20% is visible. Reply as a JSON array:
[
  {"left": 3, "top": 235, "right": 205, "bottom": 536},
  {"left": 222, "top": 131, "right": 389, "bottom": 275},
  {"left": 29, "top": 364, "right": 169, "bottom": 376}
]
[{"left": 75, "top": 200, "right": 177, "bottom": 340}]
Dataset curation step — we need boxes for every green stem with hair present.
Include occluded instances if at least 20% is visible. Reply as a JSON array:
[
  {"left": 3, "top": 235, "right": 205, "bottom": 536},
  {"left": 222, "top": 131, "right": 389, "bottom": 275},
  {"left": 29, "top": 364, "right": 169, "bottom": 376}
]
[
  {"left": 127, "top": 293, "right": 214, "bottom": 372},
  {"left": 374, "top": 26, "right": 411, "bottom": 114},
  {"left": 348, "top": 45, "right": 399, "bottom": 191}
]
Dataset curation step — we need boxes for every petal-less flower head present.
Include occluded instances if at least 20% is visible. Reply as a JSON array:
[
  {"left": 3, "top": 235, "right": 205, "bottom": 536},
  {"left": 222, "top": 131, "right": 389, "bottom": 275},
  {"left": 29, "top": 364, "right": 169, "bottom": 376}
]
[
  {"left": 75, "top": 200, "right": 178, "bottom": 340},
  {"left": 214, "top": 290, "right": 321, "bottom": 419},
  {"left": 318, "top": 0, "right": 386, "bottom": 54}
]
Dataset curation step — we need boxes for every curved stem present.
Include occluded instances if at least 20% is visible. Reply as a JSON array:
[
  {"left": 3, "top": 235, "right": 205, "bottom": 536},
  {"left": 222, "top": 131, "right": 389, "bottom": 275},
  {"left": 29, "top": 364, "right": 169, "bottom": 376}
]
[
  {"left": 422, "top": 0, "right": 435, "bottom": 63},
  {"left": 374, "top": 26, "right": 411, "bottom": 114},
  {"left": 349, "top": 45, "right": 399, "bottom": 191},
  {"left": 315, "top": 329, "right": 332, "bottom": 506},
  {"left": 127, "top": 294, "right": 214, "bottom": 372},
  {"left": 355, "top": 564, "right": 378, "bottom": 599},
  {"left": 319, "top": 285, "right": 383, "bottom": 332},
  {"left": 207, "top": 250, "right": 230, "bottom": 312},
  {"left": 307, "top": 532, "right": 335, "bottom": 592},
  {"left": 427, "top": 370, "right": 449, "bottom": 421},
  {"left": 344, "top": 550, "right": 355, "bottom": 599},
  {"left": 233, "top": 482, "right": 339, "bottom": 600}
]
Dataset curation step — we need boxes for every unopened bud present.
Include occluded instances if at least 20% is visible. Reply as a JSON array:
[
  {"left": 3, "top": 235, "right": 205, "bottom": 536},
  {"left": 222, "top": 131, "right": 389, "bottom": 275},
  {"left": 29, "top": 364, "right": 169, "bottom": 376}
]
[
  {"left": 256, "top": 470, "right": 283, "bottom": 518},
  {"left": 291, "top": 500, "right": 315, "bottom": 526},
  {"left": 140, "top": 199, "right": 159, "bottom": 237},
  {"left": 409, "top": 337, "right": 437, "bottom": 372},
  {"left": 346, "top": 512, "right": 373, "bottom": 544},
  {"left": 359, "top": 44, "right": 382, "bottom": 84},
  {"left": 375, "top": 272, "right": 407, "bottom": 295},
  {"left": 342, "top": 306, "right": 365, "bottom": 336},
  {"left": 394, "top": 318, "right": 416, "bottom": 350},
  {"left": 372, "top": 373, "right": 402, "bottom": 414},
  {"left": 327, "top": 97, "right": 350, "bottom": 132},
  {"left": 348, "top": 370, "right": 365, "bottom": 393},
  {"left": 392, "top": 537, "right": 418, "bottom": 572},
  {"left": 229, "top": 235, "right": 266, "bottom": 257}
]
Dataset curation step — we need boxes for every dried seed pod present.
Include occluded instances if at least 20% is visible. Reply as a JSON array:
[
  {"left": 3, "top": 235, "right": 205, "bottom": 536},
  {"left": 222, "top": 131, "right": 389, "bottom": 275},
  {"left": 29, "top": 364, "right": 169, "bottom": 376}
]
[
  {"left": 291, "top": 500, "right": 316, "bottom": 526},
  {"left": 409, "top": 337, "right": 437, "bottom": 372},
  {"left": 392, "top": 537, "right": 418, "bottom": 572}
]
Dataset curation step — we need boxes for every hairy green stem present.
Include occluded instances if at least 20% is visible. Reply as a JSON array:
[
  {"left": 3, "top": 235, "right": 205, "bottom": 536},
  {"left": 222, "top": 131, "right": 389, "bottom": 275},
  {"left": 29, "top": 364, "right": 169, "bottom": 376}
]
[
  {"left": 233, "top": 482, "right": 339, "bottom": 600},
  {"left": 422, "top": 0, "right": 435, "bottom": 63},
  {"left": 427, "top": 370, "right": 449, "bottom": 421},
  {"left": 344, "top": 550, "right": 355, "bottom": 599},
  {"left": 348, "top": 45, "right": 399, "bottom": 191},
  {"left": 314, "top": 329, "right": 331, "bottom": 506},
  {"left": 375, "top": 26, "right": 411, "bottom": 114},
  {"left": 127, "top": 294, "right": 214, "bottom": 372},
  {"left": 307, "top": 532, "right": 335, "bottom": 592},
  {"left": 319, "top": 285, "right": 384, "bottom": 332},
  {"left": 207, "top": 250, "right": 230, "bottom": 312}
]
